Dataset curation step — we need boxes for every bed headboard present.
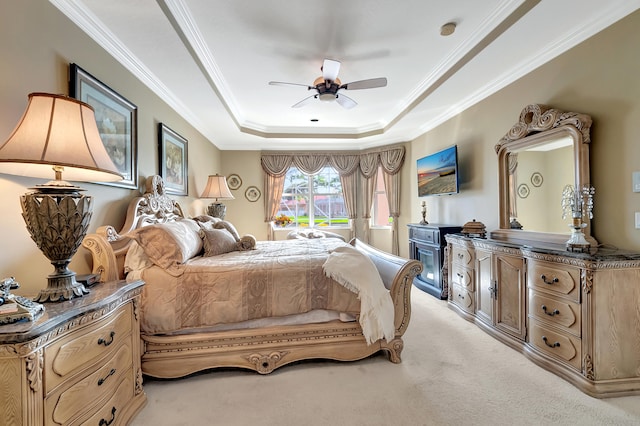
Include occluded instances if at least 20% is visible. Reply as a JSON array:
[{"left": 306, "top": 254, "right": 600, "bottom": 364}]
[{"left": 82, "top": 175, "right": 185, "bottom": 282}]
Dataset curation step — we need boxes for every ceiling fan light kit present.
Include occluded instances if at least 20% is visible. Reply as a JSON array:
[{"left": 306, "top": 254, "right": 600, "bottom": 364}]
[{"left": 269, "top": 58, "right": 387, "bottom": 109}]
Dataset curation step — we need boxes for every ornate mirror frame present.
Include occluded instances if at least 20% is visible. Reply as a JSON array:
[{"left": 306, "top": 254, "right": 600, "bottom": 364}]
[{"left": 491, "top": 104, "right": 597, "bottom": 248}]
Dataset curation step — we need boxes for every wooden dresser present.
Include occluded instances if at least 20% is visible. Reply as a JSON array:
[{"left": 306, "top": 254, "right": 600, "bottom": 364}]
[
  {"left": 446, "top": 234, "right": 640, "bottom": 398},
  {"left": 0, "top": 280, "right": 145, "bottom": 425}
]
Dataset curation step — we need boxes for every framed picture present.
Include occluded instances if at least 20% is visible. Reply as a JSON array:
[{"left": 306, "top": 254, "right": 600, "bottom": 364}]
[
  {"left": 245, "top": 186, "right": 261, "bottom": 202},
  {"left": 69, "top": 63, "right": 138, "bottom": 189},
  {"left": 531, "top": 172, "right": 543, "bottom": 187},
  {"left": 517, "top": 183, "right": 530, "bottom": 199},
  {"left": 227, "top": 174, "right": 242, "bottom": 190},
  {"left": 158, "top": 123, "right": 188, "bottom": 196}
]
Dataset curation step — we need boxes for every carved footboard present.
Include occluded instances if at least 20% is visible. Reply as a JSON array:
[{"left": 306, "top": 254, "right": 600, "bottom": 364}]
[{"left": 140, "top": 239, "right": 421, "bottom": 378}]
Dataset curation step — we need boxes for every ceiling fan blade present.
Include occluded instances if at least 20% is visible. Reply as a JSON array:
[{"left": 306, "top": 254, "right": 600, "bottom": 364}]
[
  {"left": 322, "top": 59, "right": 341, "bottom": 82},
  {"left": 341, "top": 77, "right": 387, "bottom": 90},
  {"left": 269, "top": 81, "right": 313, "bottom": 89},
  {"left": 335, "top": 93, "right": 357, "bottom": 110},
  {"left": 292, "top": 95, "right": 316, "bottom": 108}
]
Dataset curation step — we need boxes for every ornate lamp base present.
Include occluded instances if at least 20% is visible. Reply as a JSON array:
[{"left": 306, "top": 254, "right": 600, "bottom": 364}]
[
  {"left": 207, "top": 202, "right": 226, "bottom": 219},
  {"left": 21, "top": 184, "right": 93, "bottom": 303},
  {"left": 566, "top": 224, "right": 591, "bottom": 253},
  {"left": 34, "top": 272, "right": 89, "bottom": 303}
]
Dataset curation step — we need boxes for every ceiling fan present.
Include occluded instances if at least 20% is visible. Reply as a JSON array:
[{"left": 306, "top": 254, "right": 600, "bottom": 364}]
[{"left": 268, "top": 58, "right": 387, "bottom": 110}]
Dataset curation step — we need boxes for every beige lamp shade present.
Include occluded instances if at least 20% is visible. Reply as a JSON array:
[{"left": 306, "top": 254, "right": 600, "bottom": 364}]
[
  {"left": 201, "top": 174, "right": 234, "bottom": 219},
  {"left": 0, "top": 92, "right": 123, "bottom": 183},
  {"left": 201, "top": 174, "right": 235, "bottom": 200}
]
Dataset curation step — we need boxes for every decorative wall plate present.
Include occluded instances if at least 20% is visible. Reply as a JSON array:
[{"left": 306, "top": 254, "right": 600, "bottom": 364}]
[
  {"left": 518, "top": 183, "right": 530, "bottom": 198},
  {"left": 531, "top": 172, "right": 543, "bottom": 187},
  {"left": 245, "top": 186, "right": 261, "bottom": 202},
  {"left": 227, "top": 174, "right": 242, "bottom": 190}
]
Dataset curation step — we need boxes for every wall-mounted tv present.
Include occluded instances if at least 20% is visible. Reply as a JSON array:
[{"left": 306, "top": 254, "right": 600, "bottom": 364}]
[{"left": 417, "top": 145, "right": 459, "bottom": 196}]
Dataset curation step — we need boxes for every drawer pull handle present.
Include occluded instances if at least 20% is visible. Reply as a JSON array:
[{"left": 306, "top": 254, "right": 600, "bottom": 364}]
[
  {"left": 98, "top": 368, "right": 116, "bottom": 386},
  {"left": 542, "top": 336, "right": 560, "bottom": 348},
  {"left": 99, "top": 407, "right": 116, "bottom": 426},
  {"left": 457, "top": 273, "right": 463, "bottom": 278},
  {"left": 541, "top": 305, "right": 560, "bottom": 316},
  {"left": 457, "top": 253, "right": 464, "bottom": 259},
  {"left": 458, "top": 294, "right": 464, "bottom": 300},
  {"left": 98, "top": 331, "right": 115, "bottom": 347},
  {"left": 540, "top": 274, "right": 559, "bottom": 285}
]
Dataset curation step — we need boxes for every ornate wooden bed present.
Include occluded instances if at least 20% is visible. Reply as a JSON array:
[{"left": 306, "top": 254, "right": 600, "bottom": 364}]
[{"left": 82, "top": 175, "right": 421, "bottom": 379}]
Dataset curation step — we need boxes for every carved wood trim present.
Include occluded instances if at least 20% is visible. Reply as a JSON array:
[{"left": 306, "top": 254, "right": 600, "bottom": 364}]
[
  {"left": 496, "top": 104, "right": 592, "bottom": 153},
  {"left": 25, "top": 350, "right": 43, "bottom": 392}
]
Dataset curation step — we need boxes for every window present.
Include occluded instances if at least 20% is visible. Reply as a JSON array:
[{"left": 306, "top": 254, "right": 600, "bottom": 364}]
[
  {"left": 371, "top": 166, "right": 391, "bottom": 227},
  {"left": 278, "top": 166, "right": 348, "bottom": 228}
]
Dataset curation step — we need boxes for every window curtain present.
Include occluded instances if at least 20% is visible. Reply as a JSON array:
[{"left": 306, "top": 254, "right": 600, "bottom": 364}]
[
  {"left": 380, "top": 147, "right": 405, "bottom": 255},
  {"left": 359, "top": 152, "right": 379, "bottom": 244},
  {"left": 261, "top": 145, "right": 405, "bottom": 248},
  {"left": 329, "top": 154, "right": 360, "bottom": 240},
  {"left": 261, "top": 154, "right": 292, "bottom": 240}
]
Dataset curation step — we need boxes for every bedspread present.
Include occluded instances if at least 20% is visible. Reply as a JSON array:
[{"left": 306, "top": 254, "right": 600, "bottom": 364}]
[{"left": 137, "top": 238, "right": 363, "bottom": 335}]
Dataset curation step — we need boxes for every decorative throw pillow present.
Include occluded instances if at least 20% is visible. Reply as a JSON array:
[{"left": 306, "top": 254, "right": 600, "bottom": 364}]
[
  {"left": 130, "top": 219, "right": 202, "bottom": 276},
  {"left": 124, "top": 240, "right": 153, "bottom": 274},
  {"left": 200, "top": 227, "right": 239, "bottom": 257},
  {"left": 213, "top": 220, "right": 241, "bottom": 242},
  {"left": 193, "top": 215, "right": 222, "bottom": 225},
  {"left": 238, "top": 234, "right": 257, "bottom": 250}
]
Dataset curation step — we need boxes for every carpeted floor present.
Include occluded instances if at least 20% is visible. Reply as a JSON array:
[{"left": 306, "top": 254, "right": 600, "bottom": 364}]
[{"left": 131, "top": 286, "right": 640, "bottom": 425}]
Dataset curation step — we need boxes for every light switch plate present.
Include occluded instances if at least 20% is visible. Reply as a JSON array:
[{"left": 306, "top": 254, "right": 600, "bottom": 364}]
[
  {"left": 636, "top": 212, "right": 640, "bottom": 229},
  {"left": 633, "top": 172, "right": 640, "bottom": 192}
]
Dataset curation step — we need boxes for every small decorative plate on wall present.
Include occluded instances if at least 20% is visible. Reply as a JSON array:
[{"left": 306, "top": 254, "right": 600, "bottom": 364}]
[
  {"left": 227, "top": 174, "right": 242, "bottom": 190},
  {"left": 531, "top": 172, "right": 543, "bottom": 187},
  {"left": 518, "top": 183, "right": 530, "bottom": 198},
  {"left": 245, "top": 186, "right": 261, "bottom": 202}
]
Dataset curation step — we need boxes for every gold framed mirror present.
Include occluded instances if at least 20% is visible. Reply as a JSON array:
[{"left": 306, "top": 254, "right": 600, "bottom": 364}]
[{"left": 491, "top": 104, "right": 597, "bottom": 248}]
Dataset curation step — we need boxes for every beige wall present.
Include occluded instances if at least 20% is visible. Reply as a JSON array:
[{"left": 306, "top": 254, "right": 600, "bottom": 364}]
[
  {"left": 407, "top": 9, "right": 640, "bottom": 253},
  {"left": 0, "top": 1, "right": 221, "bottom": 294},
  {"left": 1, "top": 3, "right": 639, "bottom": 295}
]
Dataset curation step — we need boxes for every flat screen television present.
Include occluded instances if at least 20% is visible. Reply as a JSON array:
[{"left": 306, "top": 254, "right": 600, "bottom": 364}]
[{"left": 417, "top": 145, "right": 459, "bottom": 196}]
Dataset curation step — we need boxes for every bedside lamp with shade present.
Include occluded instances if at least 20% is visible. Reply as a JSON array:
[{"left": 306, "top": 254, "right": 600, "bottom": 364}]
[
  {"left": 0, "top": 93, "right": 123, "bottom": 302},
  {"left": 201, "top": 174, "right": 234, "bottom": 219}
]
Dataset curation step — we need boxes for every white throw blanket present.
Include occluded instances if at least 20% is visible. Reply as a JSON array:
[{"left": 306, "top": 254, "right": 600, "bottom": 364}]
[{"left": 322, "top": 246, "right": 395, "bottom": 344}]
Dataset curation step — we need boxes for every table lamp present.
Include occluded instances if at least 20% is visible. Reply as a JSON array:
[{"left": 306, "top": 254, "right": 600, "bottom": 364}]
[
  {"left": 0, "top": 93, "right": 123, "bottom": 302},
  {"left": 201, "top": 174, "right": 234, "bottom": 219}
]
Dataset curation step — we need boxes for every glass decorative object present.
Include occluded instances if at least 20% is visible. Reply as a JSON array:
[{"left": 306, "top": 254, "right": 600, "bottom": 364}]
[{"left": 561, "top": 184, "right": 595, "bottom": 252}]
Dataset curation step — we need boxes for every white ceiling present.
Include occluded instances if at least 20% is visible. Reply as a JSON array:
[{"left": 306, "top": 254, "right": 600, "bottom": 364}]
[{"left": 52, "top": 0, "right": 639, "bottom": 151}]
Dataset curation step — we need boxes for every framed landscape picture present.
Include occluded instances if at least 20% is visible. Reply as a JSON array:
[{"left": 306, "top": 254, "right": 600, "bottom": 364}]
[
  {"left": 69, "top": 63, "right": 138, "bottom": 189},
  {"left": 158, "top": 123, "right": 188, "bottom": 196}
]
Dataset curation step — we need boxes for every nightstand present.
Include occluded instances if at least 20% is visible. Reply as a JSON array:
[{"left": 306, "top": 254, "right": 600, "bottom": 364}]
[{"left": 0, "top": 280, "right": 145, "bottom": 425}]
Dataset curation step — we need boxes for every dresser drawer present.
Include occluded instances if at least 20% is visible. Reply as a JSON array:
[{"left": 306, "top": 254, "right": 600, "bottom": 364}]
[
  {"left": 528, "top": 260, "right": 581, "bottom": 302},
  {"left": 47, "top": 342, "right": 133, "bottom": 425},
  {"left": 45, "top": 303, "right": 133, "bottom": 392},
  {"left": 529, "top": 319, "right": 582, "bottom": 371},
  {"left": 451, "top": 245, "right": 473, "bottom": 267},
  {"left": 77, "top": 373, "right": 134, "bottom": 426},
  {"left": 451, "top": 266, "right": 474, "bottom": 291},
  {"left": 410, "top": 227, "right": 438, "bottom": 244},
  {"left": 451, "top": 285, "right": 474, "bottom": 314},
  {"left": 529, "top": 291, "right": 581, "bottom": 337}
]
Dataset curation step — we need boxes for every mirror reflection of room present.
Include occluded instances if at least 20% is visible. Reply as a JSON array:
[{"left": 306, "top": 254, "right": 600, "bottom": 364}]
[{"left": 509, "top": 139, "right": 574, "bottom": 234}]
